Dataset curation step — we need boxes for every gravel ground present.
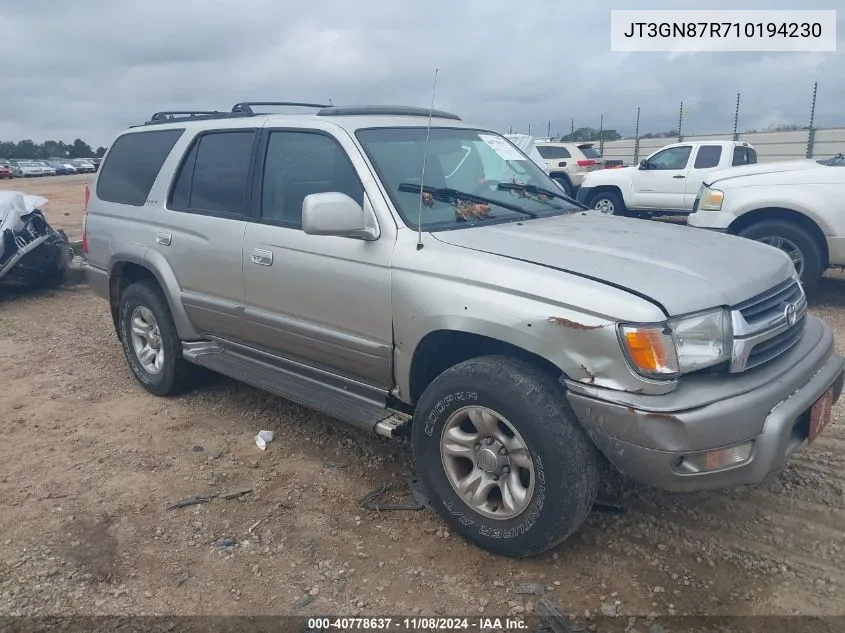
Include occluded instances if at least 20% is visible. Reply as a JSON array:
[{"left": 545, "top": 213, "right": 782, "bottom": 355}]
[{"left": 2, "top": 176, "right": 845, "bottom": 631}]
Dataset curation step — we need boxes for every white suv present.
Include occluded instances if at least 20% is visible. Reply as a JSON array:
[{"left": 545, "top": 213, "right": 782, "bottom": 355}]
[{"left": 534, "top": 142, "right": 604, "bottom": 196}]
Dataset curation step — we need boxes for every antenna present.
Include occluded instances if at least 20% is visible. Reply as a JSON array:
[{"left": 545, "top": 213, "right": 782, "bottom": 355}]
[{"left": 416, "top": 68, "right": 439, "bottom": 251}]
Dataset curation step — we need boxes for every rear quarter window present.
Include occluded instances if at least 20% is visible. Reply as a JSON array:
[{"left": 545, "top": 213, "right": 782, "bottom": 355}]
[{"left": 96, "top": 129, "right": 184, "bottom": 206}]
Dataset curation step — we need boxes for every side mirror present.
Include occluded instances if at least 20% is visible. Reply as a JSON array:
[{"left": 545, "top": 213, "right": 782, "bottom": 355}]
[
  {"left": 639, "top": 159, "right": 650, "bottom": 169},
  {"left": 302, "top": 192, "right": 379, "bottom": 240}
]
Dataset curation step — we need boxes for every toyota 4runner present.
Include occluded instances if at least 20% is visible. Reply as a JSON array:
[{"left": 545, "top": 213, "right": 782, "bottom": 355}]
[{"left": 85, "top": 101, "right": 844, "bottom": 557}]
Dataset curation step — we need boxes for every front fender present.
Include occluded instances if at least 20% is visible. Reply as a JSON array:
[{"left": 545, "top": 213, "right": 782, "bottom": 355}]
[{"left": 392, "top": 274, "right": 670, "bottom": 403}]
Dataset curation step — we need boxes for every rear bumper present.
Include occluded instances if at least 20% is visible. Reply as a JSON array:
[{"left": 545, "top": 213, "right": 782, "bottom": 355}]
[
  {"left": 85, "top": 264, "right": 110, "bottom": 300},
  {"left": 567, "top": 315, "right": 845, "bottom": 491}
]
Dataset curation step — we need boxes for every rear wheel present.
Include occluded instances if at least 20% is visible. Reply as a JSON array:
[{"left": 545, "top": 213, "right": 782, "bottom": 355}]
[
  {"left": 737, "top": 219, "right": 824, "bottom": 289},
  {"left": 118, "top": 280, "right": 203, "bottom": 396},
  {"left": 411, "top": 356, "right": 600, "bottom": 557},
  {"left": 589, "top": 190, "right": 626, "bottom": 216}
]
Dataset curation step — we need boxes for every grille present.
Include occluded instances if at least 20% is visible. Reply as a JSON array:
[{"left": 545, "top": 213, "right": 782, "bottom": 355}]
[{"left": 730, "top": 279, "right": 807, "bottom": 373}]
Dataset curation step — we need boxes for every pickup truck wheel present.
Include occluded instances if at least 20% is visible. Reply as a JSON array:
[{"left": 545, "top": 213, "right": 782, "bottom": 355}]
[
  {"left": 412, "top": 356, "right": 600, "bottom": 557},
  {"left": 589, "top": 190, "right": 625, "bottom": 216},
  {"left": 118, "top": 280, "right": 201, "bottom": 396},
  {"left": 551, "top": 176, "right": 573, "bottom": 197},
  {"left": 738, "top": 220, "right": 823, "bottom": 289}
]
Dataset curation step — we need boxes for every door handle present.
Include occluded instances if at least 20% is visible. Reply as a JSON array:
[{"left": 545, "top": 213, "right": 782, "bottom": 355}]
[
  {"left": 672, "top": 175, "right": 685, "bottom": 179},
  {"left": 251, "top": 249, "right": 273, "bottom": 266},
  {"left": 156, "top": 231, "right": 171, "bottom": 246}
]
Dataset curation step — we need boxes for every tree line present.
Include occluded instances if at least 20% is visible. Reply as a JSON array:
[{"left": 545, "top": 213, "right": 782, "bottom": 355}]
[{"left": 0, "top": 139, "right": 107, "bottom": 160}]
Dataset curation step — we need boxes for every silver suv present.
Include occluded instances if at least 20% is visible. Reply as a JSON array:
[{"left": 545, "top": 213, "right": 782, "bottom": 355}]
[{"left": 85, "top": 101, "right": 844, "bottom": 558}]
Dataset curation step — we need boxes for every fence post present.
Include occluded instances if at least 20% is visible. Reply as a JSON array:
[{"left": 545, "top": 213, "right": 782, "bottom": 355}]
[
  {"left": 806, "top": 81, "right": 818, "bottom": 159},
  {"left": 599, "top": 114, "right": 604, "bottom": 155},
  {"left": 571, "top": 118, "right": 575, "bottom": 136},
  {"left": 633, "top": 107, "right": 641, "bottom": 165},
  {"left": 732, "top": 92, "right": 740, "bottom": 141},
  {"left": 677, "top": 101, "right": 684, "bottom": 143},
  {"left": 547, "top": 120, "right": 551, "bottom": 139}
]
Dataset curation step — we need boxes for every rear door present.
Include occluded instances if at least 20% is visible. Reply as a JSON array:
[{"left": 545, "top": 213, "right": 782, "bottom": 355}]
[
  {"left": 683, "top": 144, "right": 724, "bottom": 209},
  {"left": 149, "top": 127, "right": 259, "bottom": 340},
  {"left": 630, "top": 144, "right": 693, "bottom": 210}
]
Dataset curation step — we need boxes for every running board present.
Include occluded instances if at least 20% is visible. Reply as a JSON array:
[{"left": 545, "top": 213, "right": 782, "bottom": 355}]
[{"left": 182, "top": 341, "right": 396, "bottom": 433}]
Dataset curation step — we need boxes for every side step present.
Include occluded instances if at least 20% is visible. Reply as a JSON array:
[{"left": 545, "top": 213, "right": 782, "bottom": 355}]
[
  {"left": 183, "top": 341, "right": 395, "bottom": 433},
  {"left": 375, "top": 413, "right": 412, "bottom": 438}
]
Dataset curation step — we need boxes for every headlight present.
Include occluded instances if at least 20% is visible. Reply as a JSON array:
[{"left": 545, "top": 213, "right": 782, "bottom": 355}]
[
  {"left": 619, "top": 308, "right": 732, "bottom": 379},
  {"left": 698, "top": 186, "right": 724, "bottom": 211}
]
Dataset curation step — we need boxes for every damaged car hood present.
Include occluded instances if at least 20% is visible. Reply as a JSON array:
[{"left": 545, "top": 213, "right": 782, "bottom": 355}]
[{"left": 432, "top": 212, "right": 793, "bottom": 316}]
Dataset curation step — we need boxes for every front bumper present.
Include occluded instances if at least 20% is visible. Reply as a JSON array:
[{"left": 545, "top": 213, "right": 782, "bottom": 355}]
[
  {"left": 566, "top": 315, "right": 845, "bottom": 491},
  {"left": 688, "top": 209, "right": 736, "bottom": 231}
]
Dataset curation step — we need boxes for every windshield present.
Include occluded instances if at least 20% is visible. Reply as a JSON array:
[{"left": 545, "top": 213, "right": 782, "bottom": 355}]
[{"left": 356, "top": 127, "right": 580, "bottom": 231}]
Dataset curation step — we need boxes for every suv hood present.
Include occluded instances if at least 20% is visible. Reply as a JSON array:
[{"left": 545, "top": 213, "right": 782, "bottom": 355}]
[
  {"left": 433, "top": 212, "right": 792, "bottom": 316},
  {"left": 705, "top": 159, "right": 821, "bottom": 186}
]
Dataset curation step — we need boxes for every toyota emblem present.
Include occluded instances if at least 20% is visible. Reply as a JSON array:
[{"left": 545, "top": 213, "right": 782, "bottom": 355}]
[{"left": 785, "top": 303, "right": 797, "bottom": 327}]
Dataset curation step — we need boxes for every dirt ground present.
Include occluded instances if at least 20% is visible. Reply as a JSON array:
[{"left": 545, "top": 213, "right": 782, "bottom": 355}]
[{"left": 2, "top": 175, "right": 845, "bottom": 630}]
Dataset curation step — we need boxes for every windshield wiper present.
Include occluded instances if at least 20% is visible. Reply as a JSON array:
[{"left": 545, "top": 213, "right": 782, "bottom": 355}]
[
  {"left": 397, "top": 183, "right": 538, "bottom": 219},
  {"left": 496, "top": 182, "right": 586, "bottom": 208}
]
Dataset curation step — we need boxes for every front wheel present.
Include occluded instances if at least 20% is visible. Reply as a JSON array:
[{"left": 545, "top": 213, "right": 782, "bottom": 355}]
[
  {"left": 411, "top": 356, "right": 600, "bottom": 557},
  {"left": 589, "top": 190, "right": 626, "bottom": 216},
  {"left": 737, "top": 219, "right": 824, "bottom": 289}
]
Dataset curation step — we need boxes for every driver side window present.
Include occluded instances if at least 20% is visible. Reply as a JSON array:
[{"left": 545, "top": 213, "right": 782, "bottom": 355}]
[{"left": 648, "top": 146, "right": 692, "bottom": 170}]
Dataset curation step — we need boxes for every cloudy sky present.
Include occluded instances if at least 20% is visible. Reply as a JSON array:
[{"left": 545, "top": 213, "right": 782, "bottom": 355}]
[{"left": 0, "top": 0, "right": 841, "bottom": 147}]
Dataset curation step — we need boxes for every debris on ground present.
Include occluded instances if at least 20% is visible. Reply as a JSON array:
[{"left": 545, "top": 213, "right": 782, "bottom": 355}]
[
  {"left": 166, "top": 493, "right": 217, "bottom": 510},
  {"left": 512, "top": 581, "right": 546, "bottom": 596},
  {"left": 534, "top": 597, "right": 575, "bottom": 633},
  {"left": 214, "top": 536, "right": 237, "bottom": 549},
  {"left": 0, "top": 192, "right": 72, "bottom": 291},
  {"left": 221, "top": 488, "right": 253, "bottom": 500},
  {"left": 359, "top": 474, "right": 433, "bottom": 511},
  {"left": 255, "top": 430, "right": 274, "bottom": 450}
]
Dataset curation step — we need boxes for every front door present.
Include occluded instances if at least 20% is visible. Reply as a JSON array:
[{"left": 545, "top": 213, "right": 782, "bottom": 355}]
[
  {"left": 241, "top": 128, "right": 394, "bottom": 389},
  {"left": 630, "top": 144, "right": 693, "bottom": 210}
]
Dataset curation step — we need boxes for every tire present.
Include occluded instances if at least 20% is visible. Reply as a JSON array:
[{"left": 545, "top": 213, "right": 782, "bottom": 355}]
[
  {"left": 411, "top": 355, "right": 600, "bottom": 558},
  {"left": 589, "top": 190, "right": 626, "bottom": 216},
  {"left": 737, "top": 219, "right": 824, "bottom": 289},
  {"left": 118, "top": 280, "right": 201, "bottom": 396},
  {"left": 551, "top": 176, "right": 573, "bottom": 198}
]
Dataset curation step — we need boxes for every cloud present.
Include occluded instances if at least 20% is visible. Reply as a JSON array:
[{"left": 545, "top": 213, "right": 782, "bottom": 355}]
[{"left": 0, "top": 0, "right": 842, "bottom": 146}]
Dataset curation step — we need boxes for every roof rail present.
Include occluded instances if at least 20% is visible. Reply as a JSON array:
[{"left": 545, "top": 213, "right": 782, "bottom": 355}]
[
  {"left": 231, "top": 101, "right": 331, "bottom": 115},
  {"left": 143, "top": 110, "right": 251, "bottom": 126},
  {"left": 150, "top": 110, "right": 221, "bottom": 121},
  {"left": 317, "top": 105, "right": 462, "bottom": 120}
]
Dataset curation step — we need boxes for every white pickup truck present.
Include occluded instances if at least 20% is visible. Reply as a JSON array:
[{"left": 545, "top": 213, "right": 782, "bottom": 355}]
[{"left": 576, "top": 140, "right": 758, "bottom": 216}]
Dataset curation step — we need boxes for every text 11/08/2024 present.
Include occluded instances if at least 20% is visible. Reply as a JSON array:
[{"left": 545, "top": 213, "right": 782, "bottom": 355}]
[{"left": 610, "top": 9, "right": 837, "bottom": 52}]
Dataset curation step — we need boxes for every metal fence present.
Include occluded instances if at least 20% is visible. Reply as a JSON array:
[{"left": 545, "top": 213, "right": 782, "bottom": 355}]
[
  {"left": 597, "top": 127, "right": 845, "bottom": 165},
  {"left": 529, "top": 81, "right": 844, "bottom": 165}
]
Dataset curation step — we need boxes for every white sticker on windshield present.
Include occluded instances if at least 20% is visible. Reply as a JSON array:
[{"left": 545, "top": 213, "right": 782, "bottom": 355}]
[{"left": 478, "top": 134, "right": 526, "bottom": 161}]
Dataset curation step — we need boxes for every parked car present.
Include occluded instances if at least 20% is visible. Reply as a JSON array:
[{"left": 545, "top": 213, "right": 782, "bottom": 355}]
[
  {"left": 85, "top": 102, "right": 844, "bottom": 557},
  {"left": 576, "top": 140, "right": 758, "bottom": 216},
  {"left": 91, "top": 157, "right": 104, "bottom": 171},
  {"left": 0, "top": 159, "right": 11, "bottom": 168},
  {"left": 688, "top": 157, "right": 845, "bottom": 289},
  {"left": 34, "top": 161, "right": 57, "bottom": 176},
  {"left": 71, "top": 159, "right": 96, "bottom": 173},
  {"left": 44, "top": 160, "right": 76, "bottom": 175},
  {"left": 534, "top": 141, "right": 605, "bottom": 197},
  {"left": 0, "top": 165, "right": 13, "bottom": 179},
  {"left": 10, "top": 161, "right": 45, "bottom": 177}
]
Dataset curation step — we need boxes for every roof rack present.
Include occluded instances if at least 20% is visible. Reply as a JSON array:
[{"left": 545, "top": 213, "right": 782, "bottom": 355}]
[
  {"left": 316, "top": 105, "right": 461, "bottom": 120},
  {"left": 140, "top": 102, "right": 462, "bottom": 127},
  {"left": 231, "top": 101, "right": 331, "bottom": 115}
]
